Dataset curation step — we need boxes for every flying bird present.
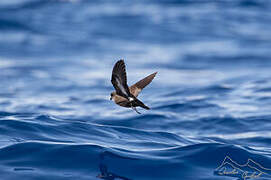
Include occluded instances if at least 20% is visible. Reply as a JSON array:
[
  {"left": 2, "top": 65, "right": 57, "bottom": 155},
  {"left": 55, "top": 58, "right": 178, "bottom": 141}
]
[{"left": 110, "top": 60, "right": 157, "bottom": 114}]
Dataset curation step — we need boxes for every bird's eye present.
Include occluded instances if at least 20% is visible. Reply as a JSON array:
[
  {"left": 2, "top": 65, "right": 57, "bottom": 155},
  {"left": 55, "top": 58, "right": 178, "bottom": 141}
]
[{"left": 111, "top": 93, "right": 113, "bottom": 96}]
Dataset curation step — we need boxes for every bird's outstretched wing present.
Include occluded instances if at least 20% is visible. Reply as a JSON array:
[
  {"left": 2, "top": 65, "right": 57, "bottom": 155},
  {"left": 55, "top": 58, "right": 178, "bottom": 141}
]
[
  {"left": 130, "top": 72, "right": 157, "bottom": 97},
  {"left": 111, "top": 60, "right": 131, "bottom": 99}
]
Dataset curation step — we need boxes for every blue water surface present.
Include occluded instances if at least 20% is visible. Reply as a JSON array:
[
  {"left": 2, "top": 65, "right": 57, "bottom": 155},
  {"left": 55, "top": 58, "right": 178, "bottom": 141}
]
[{"left": 1, "top": 0, "right": 271, "bottom": 179}]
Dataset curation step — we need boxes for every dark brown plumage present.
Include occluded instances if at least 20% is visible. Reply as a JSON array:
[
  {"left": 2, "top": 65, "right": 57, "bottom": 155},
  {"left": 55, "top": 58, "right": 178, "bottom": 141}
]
[{"left": 110, "top": 60, "right": 157, "bottom": 114}]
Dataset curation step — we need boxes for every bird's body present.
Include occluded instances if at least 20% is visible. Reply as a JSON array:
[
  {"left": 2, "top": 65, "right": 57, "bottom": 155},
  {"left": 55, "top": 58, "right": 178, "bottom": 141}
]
[{"left": 110, "top": 60, "right": 157, "bottom": 114}]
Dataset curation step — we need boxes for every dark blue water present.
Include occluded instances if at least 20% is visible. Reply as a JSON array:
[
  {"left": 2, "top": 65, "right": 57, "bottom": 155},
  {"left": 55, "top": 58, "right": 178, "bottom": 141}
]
[{"left": 1, "top": 0, "right": 271, "bottom": 179}]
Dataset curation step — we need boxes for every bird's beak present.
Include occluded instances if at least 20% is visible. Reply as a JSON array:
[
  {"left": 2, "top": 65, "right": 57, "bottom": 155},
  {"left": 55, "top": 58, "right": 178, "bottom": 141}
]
[{"left": 110, "top": 97, "right": 112, "bottom": 100}]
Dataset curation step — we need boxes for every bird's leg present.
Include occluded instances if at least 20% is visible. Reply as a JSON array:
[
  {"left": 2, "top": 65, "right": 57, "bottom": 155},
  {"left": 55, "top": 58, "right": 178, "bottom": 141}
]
[
  {"left": 129, "top": 98, "right": 141, "bottom": 114},
  {"left": 132, "top": 106, "right": 141, "bottom": 114}
]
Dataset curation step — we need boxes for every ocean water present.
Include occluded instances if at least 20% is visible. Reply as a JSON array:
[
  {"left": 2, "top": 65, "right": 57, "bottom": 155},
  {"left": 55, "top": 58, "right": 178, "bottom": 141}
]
[{"left": 1, "top": 0, "right": 271, "bottom": 179}]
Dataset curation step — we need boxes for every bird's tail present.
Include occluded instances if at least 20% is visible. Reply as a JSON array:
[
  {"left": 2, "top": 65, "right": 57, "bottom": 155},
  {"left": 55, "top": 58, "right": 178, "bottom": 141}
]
[{"left": 134, "top": 98, "right": 150, "bottom": 110}]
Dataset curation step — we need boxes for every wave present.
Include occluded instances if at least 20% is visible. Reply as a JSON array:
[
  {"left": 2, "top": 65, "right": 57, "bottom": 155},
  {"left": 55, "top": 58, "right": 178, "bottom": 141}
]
[{"left": 0, "top": 141, "right": 270, "bottom": 180}]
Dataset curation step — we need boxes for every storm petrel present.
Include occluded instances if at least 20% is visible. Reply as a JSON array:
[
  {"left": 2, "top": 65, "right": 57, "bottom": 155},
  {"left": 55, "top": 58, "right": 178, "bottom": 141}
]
[{"left": 110, "top": 60, "right": 157, "bottom": 114}]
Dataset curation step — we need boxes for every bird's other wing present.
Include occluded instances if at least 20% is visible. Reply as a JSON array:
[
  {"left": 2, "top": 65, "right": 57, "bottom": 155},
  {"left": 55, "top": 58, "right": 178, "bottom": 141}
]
[
  {"left": 130, "top": 72, "right": 157, "bottom": 97},
  {"left": 111, "top": 60, "right": 131, "bottom": 99}
]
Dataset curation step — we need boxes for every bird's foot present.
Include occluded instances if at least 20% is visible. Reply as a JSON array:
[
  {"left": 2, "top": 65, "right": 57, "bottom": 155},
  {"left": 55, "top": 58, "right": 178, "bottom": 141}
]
[{"left": 132, "top": 106, "right": 141, "bottom": 114}]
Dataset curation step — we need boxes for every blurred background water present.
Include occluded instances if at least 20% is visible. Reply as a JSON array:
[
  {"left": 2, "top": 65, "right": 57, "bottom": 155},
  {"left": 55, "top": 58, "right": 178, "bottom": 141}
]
[{"left": 1, "top": 0, "right": 271, "bottom": 179}]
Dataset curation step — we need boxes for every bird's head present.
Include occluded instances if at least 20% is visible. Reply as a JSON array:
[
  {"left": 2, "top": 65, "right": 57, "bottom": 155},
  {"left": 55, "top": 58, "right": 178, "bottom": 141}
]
[{"left": 110, "top": 92, "right": 114, "bottom": 100}]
